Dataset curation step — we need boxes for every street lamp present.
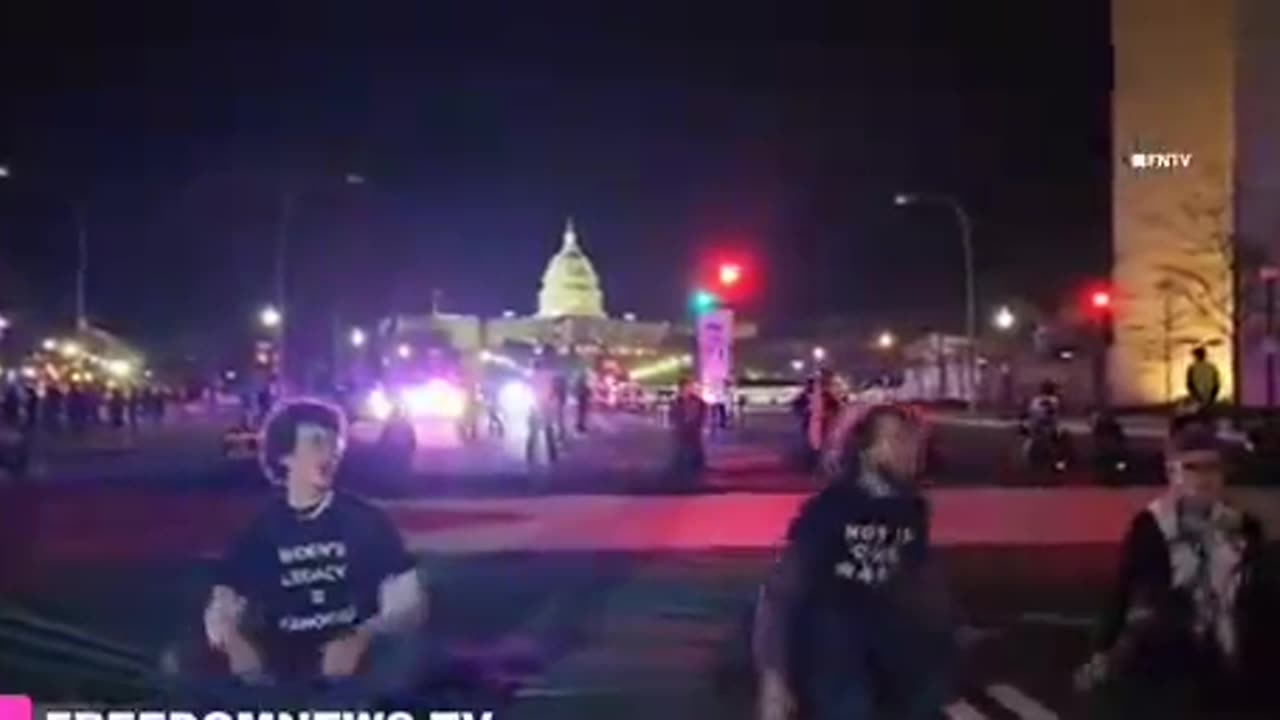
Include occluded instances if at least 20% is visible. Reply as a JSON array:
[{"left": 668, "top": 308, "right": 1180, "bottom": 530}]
[
  {"left": 274, "top": 171, "right": 368, "bottom": 388},
  {"left": 895, "top": 191, "right": 976, "bottom": 409},
  {"left": 259, "top": 305, "right": 283, "bottom": 329},
  {"left": 876, "top": 331, "right": 897, "bottom": 350},
  {"left": 349, "top": 327, "right": 367, "bottom": 348},
  {"left": 993, "top": 305, "right": 1016, "bottom": 332},
  {"left": 1, "top": 165, "right": 90, "bottom": 329},
  {"left": 397, "top": 343, "right": 413, "bottom": 360},
  {"left": 812, "top": 346, "right": 827, "bottom": 362}
]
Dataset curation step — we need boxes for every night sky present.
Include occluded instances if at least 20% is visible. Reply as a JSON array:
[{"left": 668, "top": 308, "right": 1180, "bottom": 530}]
[{"left": 0, "top": 0, "right": 1112, "bottom": 353}]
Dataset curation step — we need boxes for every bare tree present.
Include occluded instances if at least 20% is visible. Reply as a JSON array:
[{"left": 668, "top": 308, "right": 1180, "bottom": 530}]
[{"left": 1120, "top": 165, "right": 1263, "bottom": 401}]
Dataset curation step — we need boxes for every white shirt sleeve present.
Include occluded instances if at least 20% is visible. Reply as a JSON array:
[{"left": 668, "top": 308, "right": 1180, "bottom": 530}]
[
  {"left": 362, "top": 569, "right": 427, "bottom": 636},
  {"left": 204, "top": 585, "right": 247, "bottom": 649}
]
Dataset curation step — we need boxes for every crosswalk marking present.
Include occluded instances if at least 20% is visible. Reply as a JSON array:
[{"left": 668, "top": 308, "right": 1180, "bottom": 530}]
[
  {"left": 986, "top": 682, "right": 1059, "bottom": 720},
  {"left": 944, "top": 699, "right": 989, "bottom": 720}
]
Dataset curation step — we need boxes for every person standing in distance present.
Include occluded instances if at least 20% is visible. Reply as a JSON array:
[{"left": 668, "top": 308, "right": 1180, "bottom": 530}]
[
  {"left": 1186, "top": 346, "right": 1221, "bottom": 422},
  {"left": 754, "top": 404, "right": 952, "bottom": 720},
  {"left": 199, "top": 398, "right": 426, "bottom": 703}
]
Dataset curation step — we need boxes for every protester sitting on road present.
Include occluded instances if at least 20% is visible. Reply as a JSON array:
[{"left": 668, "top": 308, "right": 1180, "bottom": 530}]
[
  {"left": 1026, "top": 380, "right": 1061, "bottom": 427},
  {"left": 180, "top": 398, "right": 427, "bottom": 706},
  {"left": 1075, "top": 423, "right": 1269, "bottom": 711},
  {"left": 754, "top": 403, "right": 953, "bottom": 720}
]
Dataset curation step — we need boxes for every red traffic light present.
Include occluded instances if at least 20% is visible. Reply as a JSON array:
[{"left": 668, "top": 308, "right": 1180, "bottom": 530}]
[
  {"left": 1091, "top": 290, "right": 1112, "bottom": 310},
  {"left": 718, "top": 263, "right": 743, "bottom": 287}
]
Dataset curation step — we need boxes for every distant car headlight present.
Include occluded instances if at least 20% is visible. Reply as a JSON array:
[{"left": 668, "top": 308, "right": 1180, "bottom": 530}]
[
  {"left": 402, "top": 379, "right": 466, "bottom": 419},
  {"left": 367, "top": 387, "right": 394, "bottom": 421},
  {"left": 498, "top": 380, "right": 535, "bottom": 417}
]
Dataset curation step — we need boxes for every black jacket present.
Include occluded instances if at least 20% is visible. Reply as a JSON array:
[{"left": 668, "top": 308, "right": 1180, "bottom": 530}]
[{"left": 1097, "top": 499, "right": 1264, "bottom": 656}]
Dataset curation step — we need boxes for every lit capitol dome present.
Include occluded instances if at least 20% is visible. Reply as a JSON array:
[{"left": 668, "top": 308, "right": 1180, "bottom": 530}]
[{"left": 537, "top": 217, "right": 607, "bottom": 318}]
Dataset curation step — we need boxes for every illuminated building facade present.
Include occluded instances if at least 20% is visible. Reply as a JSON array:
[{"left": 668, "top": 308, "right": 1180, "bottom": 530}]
[
  {"left": 381, "top": 218, "right": 757, "bottom": 370},
  {"left": 1110, "top": 0, "right": 1280, "bottom": 405}
]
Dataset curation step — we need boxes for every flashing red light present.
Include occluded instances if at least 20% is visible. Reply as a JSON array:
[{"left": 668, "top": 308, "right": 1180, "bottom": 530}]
[
  {"left": 718, "top": 263, "right": 743, "bottom": 287},
  {"left": 1091, "top": 290, "right": 1112, "bottom": 310}
]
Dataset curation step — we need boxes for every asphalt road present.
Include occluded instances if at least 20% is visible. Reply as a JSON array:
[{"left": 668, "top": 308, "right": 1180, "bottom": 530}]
[
  {"left": 8, "top": 543, "right": 1275, "bottom": 719},
  {"left": 3, "top": 411, "right": 1277, "bottom": 717},
  {"left": 3, "top": 406, "right": 1179, "bottom": 494}
]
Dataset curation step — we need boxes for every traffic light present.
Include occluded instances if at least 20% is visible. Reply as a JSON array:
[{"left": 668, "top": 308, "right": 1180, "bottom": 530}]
[
  {"left": 1084, "top": 285, "right": 1114, "bottom": 346},
  {"left": 690, "top": 289, "right": 719, "bottom": 315},
  {"left": 718, "top": 262, "right": 743, "bottom": 289}
]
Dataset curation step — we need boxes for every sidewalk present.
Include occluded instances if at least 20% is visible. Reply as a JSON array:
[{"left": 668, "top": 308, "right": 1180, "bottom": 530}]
[{"left": 931, "top": 410, "right": 1216, "bottom": 440}]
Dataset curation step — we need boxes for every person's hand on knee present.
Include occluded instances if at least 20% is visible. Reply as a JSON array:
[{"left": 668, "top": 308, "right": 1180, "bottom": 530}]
[
  {"left": 321, "top": 628, "right": 372, "bottom": 679},
  {"left": 205, "top": 584, "right": 267, "bottom": 683},
  {"left": 759, "top": 669, "right": 796, "bottom": 720},
  {"left": 1074, "top": 652, "right": 1110, "bottom": 693}
]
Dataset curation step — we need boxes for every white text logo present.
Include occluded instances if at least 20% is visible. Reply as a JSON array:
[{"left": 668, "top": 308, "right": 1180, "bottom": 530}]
[{"left": 1128, "top": 152, "right": 1193, "bottom": 170}]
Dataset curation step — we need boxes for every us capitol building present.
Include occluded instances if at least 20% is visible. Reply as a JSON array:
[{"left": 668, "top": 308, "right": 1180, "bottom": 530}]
[{"left": 379, "top": 219, "right": 749, "bottom": 362}]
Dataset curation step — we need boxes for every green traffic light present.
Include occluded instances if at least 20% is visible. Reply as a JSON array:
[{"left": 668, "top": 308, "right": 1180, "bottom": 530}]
[{"left": 691, "top": 289, "right": 719, "bottom": 314}]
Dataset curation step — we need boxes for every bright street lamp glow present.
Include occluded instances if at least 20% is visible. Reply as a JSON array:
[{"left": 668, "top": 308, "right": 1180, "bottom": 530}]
[
  {"left": 349, "top": 327, "right": 367, "bottom": 348},
  {"left": 60, "top": 341, "right": 82, "bottom": 358},
  {"left": 105, "top": 359, "right": 133, "bottom": 378},
  {"left": 994, "top": 306, "right": 1017, "bottom": 331},
  {"left": 42, "top": 338, "right": 57, "bottom": 352},
  {"left": 894, "top": 193, "right": 914, "bottom": 206},
  {"left": 791, "top": 359, "right": 805, "bottom": 372},
  {"left": 259, "top": 306, "right": 283, "bottom": 328},
  {"left": 0, "top": 165, "right": 9, "bottom": 179},
  {"left": 498, "top": 380, "right": 536, "bottom": 418},
  {"left": 366, "top": 387, "right": 394, "bottom": 421},
  {"left": 0, "top": 315, "right": 9, "bottom": 331},
  {"left": 876, "top": 331, "right": 896, "bottom": 350},
  {"left": 812, "top": 346, "right": 827, "bottom": 362},
  {"left": 397, "top": 343, "right": 412, "bottom": 359}
]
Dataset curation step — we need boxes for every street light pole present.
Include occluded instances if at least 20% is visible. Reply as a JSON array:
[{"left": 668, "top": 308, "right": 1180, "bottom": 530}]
[
  {"left": 275, "top": 190, "right": 295, "bottom": 389},
  {"left": 0, "top": 165, "right": 90, "bottom": 331},
  {"left": 1261, "top": 266, "right": 1279, "bottom": 408},
  {"left": 952, "top": 200, "right": 977, "bottom": 412},
  {"left": 75, "top": 204, "right": 89, "bottom": 331},
  {"left": 896, "top": 192, "right": 978, "bottom": 411}
]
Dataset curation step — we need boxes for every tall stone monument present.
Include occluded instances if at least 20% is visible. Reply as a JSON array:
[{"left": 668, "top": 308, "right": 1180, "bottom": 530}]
[{"left": 1111, "top": 0, "right": 1280, "bottom": 406}]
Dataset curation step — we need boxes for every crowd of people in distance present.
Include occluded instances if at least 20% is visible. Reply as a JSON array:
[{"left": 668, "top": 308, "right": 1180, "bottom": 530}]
[{"left": 0, "top": 380, "right": 174, "bottom": 478}]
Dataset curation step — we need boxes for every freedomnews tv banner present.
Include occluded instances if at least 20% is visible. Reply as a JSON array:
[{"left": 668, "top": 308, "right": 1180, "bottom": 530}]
[{"left": 0, "top": 699, "right": 494, "bottom": 720}]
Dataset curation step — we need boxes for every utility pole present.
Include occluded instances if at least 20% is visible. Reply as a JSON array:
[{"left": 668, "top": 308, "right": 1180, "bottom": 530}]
[
  {"left": 1261, "top": 266, "right": 1279, "bottom": 408},
  {"left": 75, "top": 205, "right": 88, "bottom": 330},
  {"left": 275, "top": 191, "right": 295, "bottom": 388}
]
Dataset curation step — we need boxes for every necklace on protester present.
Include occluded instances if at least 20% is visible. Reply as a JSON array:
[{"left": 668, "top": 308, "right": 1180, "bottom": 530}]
[{"left": 293, "top": 490, "right": 334, "bottom": 520}]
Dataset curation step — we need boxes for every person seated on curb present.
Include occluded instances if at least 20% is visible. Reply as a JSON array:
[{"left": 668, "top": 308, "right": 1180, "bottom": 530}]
[
  {"left": 1075, "top": 423, "right": 1269, "bottom": 712},
  {"left": 171, "top": 398, "right": 427, "bottom": 706}
]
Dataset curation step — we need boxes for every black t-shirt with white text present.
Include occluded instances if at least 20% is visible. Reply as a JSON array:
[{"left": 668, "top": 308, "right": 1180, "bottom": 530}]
[
  {"left": 217, "top": 491, "right": 414, "bottom": 677},
  {"left": 786, "top": 478, "right": 930, "bottom": 611}
]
